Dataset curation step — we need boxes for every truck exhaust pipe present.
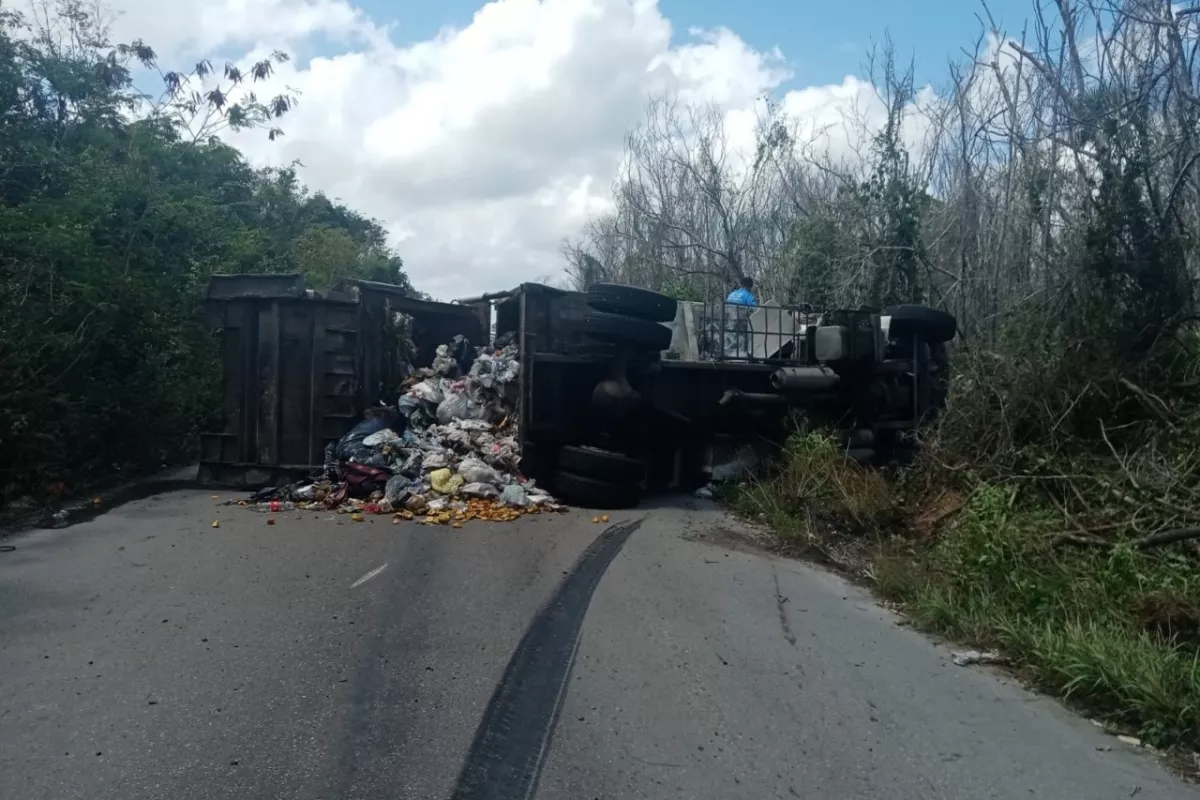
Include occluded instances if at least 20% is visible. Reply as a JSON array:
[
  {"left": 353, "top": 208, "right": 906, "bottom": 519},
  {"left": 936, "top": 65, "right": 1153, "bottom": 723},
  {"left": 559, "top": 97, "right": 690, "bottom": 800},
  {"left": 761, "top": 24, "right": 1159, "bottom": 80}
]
[{"left": 770, "top": 366, "right": 840, "bottom": 392}]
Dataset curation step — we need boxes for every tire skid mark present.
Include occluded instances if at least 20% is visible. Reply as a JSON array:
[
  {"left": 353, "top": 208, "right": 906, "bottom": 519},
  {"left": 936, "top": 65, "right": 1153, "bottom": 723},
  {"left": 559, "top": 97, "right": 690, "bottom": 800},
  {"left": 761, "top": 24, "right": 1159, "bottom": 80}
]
[{"left": 449, "top": 516, "right": 645, "bottom": 800}]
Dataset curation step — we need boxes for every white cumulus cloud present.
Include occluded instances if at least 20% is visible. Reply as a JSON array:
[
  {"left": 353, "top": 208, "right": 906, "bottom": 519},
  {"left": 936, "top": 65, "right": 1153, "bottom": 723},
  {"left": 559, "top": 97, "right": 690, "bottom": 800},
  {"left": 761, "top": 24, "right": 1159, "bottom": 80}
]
[{"left": 103, "top": 0, "right": 919, "bottom": 299}]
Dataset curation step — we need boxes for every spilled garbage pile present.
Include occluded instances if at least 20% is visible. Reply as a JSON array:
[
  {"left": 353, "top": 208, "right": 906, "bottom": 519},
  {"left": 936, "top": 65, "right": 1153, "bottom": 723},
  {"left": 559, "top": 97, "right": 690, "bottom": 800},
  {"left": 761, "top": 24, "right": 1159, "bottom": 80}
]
[{"left": 236, "top": 335, "right": 565, "bottom": 525}]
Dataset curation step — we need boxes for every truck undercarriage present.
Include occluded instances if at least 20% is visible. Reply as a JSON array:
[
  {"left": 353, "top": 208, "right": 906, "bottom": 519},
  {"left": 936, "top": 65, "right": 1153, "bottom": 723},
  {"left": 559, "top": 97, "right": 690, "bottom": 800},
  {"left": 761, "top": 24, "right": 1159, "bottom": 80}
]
[{"left": 475, "top": 283, "right": 956, "bottom": 508}]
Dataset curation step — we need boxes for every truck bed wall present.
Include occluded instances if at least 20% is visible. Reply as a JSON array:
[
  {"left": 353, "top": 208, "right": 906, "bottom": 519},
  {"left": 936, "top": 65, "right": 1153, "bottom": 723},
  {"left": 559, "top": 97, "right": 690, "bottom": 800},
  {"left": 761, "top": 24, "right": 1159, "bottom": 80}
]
[{"left": 200, "top": 275, "right": 481, "bottom": 487}]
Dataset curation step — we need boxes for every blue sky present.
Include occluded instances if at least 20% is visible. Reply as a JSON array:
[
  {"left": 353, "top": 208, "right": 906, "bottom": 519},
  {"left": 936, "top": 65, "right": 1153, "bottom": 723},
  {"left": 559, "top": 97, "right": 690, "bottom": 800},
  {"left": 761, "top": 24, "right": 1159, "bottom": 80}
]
[
  {"left": 355, "top": 0, "right": 1035, "bottom": 88},
  {"left": 147, "top": 0, "right": 1046, "bottom": 298}
]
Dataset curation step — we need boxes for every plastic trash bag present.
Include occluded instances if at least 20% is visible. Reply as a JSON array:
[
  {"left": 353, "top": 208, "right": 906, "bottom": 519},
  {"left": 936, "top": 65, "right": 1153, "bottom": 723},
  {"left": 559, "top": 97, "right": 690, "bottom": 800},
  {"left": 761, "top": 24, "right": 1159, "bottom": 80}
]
[
  {"left": 398, "top": 393, "right": 422, "bottom": 417},
  {"left": 500, "top": 484, "right": 532, "bottom": 508},
  {"left": 462, "top": 482, "right": 500, "bottom": 499},
  {"left": 450, "top": 334, "right": 476, "bottom": 375},
  {"left": 396, "top": 451, "right": 423, "bottom": 477},
  {"left": 410, "top": 380, "right": 445, "bottom": 406},
  {"left": 336, "top": 417, "right": 390, "bottom": 461},
  {"left": 436, "top": 393, "right": 485, "bottom": 424},
  {"left": 442, "top": 427, "right": 475, "bottom": 450},
  {"left": 363, "top": 428, "right": 402, "bottom": 447},
  {"left": 430, "top": 468, "right": 464, "bottom": 496},
  {"left": 422, "top": 451, "right": 451, "bottom": 471},
  {"left": 457, "top": 456, "right": 503, "bottom": 486},
  {"left": 385, "top": 474, "right": 412, "bottom": 506},
  {"left": 469, "top": 353, "right": 520, "bottom": 390},
  {"left": 432, "top": 345, "right": 459, "bottom": 377}
]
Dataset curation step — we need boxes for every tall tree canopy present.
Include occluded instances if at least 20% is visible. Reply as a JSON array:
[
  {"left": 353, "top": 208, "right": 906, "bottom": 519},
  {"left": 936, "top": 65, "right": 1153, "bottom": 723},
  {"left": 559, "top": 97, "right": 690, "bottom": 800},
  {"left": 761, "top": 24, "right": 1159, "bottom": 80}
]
[{"left": 0, "top": 2, "right": 414, "bottom": 503}]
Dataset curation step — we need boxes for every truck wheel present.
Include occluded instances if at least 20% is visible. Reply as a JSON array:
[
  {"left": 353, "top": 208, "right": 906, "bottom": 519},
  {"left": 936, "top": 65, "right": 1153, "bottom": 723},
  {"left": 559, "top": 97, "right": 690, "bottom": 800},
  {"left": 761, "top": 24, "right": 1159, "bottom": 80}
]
[
  {"left": 581, "top": 311, "right": 673, "bottom": 351},
  {"left": 558, "top": 445, "right": 644, "bottom": 482},
  {"left": 587, "top": 283, "right": 678, "bottom": 323},
  {"left": 846, "top": 447, "right": 876, "bottom": 465},
  {"left": 884, "top": 305, "right": 957, "bottom": 343},
  {"left": 553, "top": 471, "right": 641, "bottom": 509}
]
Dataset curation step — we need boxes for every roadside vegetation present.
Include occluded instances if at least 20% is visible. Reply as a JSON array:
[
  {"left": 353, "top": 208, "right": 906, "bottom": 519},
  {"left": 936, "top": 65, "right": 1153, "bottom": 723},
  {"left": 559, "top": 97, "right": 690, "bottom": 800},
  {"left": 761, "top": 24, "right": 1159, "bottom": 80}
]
[
  {"left": 570, "top": 1, "right": 1200, "bottom": 751},
  {"left": 0, "top": 2, "right": 414, "bottom": 507}
]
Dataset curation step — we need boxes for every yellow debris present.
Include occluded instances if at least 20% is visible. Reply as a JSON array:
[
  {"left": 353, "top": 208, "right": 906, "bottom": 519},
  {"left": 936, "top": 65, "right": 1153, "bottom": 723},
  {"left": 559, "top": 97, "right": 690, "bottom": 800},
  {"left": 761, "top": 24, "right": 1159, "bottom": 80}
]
[
  {"left": 211, "top": 520, "right": 220, "bottom": 528},
  {"left": 430, "top": 468, "right": 464, "bottom": 496},
  {"left": 350, "top": 513, "right": 364, "bottom": 522},
  {"left": 380, "top": 497, "right": 544, "bottom": 526},
  {"left": 601, "top": 514, "right": 610, "bottom": 523}
]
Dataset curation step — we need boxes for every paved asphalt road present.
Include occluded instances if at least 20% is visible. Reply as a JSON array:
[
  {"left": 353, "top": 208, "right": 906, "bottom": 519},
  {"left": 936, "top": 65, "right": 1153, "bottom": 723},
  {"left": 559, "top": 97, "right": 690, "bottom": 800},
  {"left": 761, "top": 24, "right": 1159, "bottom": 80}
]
[{"left": 0, "top": 490, "right": 1193, "bottom": 800}]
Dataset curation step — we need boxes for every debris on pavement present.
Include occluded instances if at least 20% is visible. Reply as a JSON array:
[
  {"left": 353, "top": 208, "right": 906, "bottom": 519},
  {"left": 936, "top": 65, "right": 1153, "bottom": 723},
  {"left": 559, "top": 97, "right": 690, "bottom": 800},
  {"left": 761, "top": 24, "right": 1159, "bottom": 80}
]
[
  {"left": 235, "top": 337, "right": 566, "bottom": 526},
  {"left": 950, "top": 649, "right": 1003, "bottom": 667}
]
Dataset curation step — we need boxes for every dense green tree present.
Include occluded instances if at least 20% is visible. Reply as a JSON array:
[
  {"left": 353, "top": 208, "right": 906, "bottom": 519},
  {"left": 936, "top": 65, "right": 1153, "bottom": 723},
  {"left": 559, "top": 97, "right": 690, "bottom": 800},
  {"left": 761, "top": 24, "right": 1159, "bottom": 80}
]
[{"left": 0, "top": 3, "right": 414, "bottom": 503}]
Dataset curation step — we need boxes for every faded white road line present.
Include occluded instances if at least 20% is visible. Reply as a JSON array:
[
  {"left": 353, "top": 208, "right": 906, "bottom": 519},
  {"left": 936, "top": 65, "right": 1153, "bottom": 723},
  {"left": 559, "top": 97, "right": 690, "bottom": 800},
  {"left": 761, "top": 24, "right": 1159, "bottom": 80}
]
[{"left": 351, "top": 563, "right": 388, "bottom": 589}]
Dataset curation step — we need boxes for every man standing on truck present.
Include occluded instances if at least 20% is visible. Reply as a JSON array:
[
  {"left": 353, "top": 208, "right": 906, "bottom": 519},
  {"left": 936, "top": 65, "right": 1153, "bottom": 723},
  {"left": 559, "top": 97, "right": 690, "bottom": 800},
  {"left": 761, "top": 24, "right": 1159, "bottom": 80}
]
[
  {"left": 723, "top": 276, "right": 757, "bottom": 356},
  {"left": 726, "top": 276, "right": 758, "bottom": 307}
]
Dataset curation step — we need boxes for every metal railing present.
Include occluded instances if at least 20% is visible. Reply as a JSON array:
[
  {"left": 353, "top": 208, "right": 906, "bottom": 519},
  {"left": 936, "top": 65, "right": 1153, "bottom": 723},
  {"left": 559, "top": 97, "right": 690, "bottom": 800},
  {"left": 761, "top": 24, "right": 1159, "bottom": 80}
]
[{"left": 695, "top": 301, "right": 818, "bottom": 364}]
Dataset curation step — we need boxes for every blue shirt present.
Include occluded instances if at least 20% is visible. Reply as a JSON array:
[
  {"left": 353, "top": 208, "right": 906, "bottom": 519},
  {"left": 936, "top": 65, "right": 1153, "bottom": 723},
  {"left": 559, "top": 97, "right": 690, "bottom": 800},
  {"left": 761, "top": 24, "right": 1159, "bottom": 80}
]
[{"left": 726, "top": 287, "right": 757, "bottom": 306}]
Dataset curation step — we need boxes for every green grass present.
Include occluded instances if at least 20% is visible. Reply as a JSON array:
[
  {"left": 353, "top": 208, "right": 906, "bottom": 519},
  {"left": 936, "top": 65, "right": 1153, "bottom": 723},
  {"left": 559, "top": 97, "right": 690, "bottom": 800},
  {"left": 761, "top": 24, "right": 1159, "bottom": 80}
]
[
  {"left": 730, "top": 433, "right": 896, "bottom": 565},
  {"left": 741, "top": 434, "right": 1200, "bottom": 749}
]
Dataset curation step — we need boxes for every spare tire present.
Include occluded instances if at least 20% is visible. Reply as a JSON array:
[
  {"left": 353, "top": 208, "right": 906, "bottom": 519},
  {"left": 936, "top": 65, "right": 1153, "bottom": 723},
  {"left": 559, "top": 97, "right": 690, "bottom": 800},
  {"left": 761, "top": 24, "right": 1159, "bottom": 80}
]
[
  {"left": 884, "top": 305, "right": 957, "bottom": 343},
  {"left": 553, "top": 471, "right": 641, "bottom": 509},
  {"left": 587, "top": 283, "right": 678, "bottom": 323},
  {"left": 581, "top": 311, "right": 673, "bottom": 351},
  {"left": 559, "top": 445, "right": 643, "bottom": 482}
]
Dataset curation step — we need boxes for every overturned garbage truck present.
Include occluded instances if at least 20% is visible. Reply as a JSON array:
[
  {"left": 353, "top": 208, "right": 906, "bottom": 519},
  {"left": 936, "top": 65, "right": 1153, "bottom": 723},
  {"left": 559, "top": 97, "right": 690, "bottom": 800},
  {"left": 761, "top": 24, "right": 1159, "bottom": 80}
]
[
  {"left": 473, "top": 283, "right": 955, "bottom": 508},
  {"left": 199, "top": 274, "right": 955, "bottom": 510}
]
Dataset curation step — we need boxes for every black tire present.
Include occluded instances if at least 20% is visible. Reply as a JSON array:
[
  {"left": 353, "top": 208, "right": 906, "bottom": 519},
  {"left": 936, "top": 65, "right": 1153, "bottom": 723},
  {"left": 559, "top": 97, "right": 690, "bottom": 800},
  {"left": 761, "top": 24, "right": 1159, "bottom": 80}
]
[
  {"left": 885, "top": 305, "right": 958, "bottom": 343},
  {"left": 581, "top": 311, "right": 673, "bottom": 351},
  {"left": 846, "top": 447, "right": 876, "bottom": 465},
  {"left": 587, "top": 283, "right": 678, "bottom": 323},
  {"left": 553, "top": 471, "right": 641, "bottom": 509},
  {"left": 843, "top": 428, "right": 875, "bottom": 448},
  {"left": 558, "top": 445, "right": 644, "bottom": 482}
]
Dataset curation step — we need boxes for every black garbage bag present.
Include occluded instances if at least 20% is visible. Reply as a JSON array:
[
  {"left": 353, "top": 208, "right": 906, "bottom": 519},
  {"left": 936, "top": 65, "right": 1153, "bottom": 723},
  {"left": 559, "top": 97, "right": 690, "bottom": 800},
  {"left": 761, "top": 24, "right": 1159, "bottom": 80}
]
[
  {"left": 335, "top": 417, "right": 390, "bottom": 462},
  {"left": 450, "top": 334, "right": 476, "bottom": 375}
]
